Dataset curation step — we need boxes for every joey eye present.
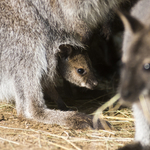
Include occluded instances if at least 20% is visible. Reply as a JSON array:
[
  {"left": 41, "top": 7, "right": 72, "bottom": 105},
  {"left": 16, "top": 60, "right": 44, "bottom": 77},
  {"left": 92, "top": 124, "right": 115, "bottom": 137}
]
[
  {"left": 143, "top": 63, "right": 150, "bottom": 70},
  {"left": 77, "top": 68, "right": 85, "bottom": 75}
]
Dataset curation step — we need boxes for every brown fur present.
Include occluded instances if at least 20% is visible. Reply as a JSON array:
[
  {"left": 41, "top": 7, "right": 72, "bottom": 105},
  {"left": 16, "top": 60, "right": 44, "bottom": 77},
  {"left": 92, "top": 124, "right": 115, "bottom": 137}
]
[
  {"left": 44, "top": 45, "right": 98, "bottom": 110},
  {"left": 58, "top": 45, "right": 98, "bottom": 89}
]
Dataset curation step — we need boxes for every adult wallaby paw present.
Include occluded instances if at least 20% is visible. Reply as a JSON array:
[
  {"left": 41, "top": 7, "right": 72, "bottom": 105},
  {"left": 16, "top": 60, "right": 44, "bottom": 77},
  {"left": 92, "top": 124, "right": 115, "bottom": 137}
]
[{"left": 66, "top": 112, "right": 111, "bottom": 130}]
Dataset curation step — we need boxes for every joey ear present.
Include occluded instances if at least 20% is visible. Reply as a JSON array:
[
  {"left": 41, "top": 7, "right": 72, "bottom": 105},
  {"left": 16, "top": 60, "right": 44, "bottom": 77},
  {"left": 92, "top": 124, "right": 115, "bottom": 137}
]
[
  {"left": 117, "top": 11, "right": 144, "bottom": 34},
  {"left": 59, "top": 44, "right": 73, "bottom": 59}
]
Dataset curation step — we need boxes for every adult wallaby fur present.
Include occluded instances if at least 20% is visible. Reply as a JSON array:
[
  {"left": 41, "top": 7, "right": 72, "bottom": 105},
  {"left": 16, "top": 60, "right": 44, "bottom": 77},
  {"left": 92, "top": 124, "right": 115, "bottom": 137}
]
[
  {"left": 118, "top": 0, "right": 150, "bottom": 149},
  {"left": 0, "top": 0, "right": 126, "bottom": 129}
]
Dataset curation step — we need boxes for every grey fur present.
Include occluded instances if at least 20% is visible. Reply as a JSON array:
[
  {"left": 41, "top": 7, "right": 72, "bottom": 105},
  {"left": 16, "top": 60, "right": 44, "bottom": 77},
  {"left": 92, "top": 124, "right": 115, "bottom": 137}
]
[
  {"left": 0, "top": 0, "right": 126, "bottom": 128},
  {"left": 119, "top": 0, "right": 150, "bottom": 149}
]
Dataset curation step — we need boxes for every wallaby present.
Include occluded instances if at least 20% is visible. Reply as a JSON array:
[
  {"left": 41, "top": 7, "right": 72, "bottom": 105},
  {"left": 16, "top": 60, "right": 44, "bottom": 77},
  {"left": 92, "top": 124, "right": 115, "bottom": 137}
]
[
  {"left": 118, "top": 0, "right": 150, "bottom": 149},
  {"left": 0, "top": 0, "right": 138, "bottom": 129},
  {"left": 0, "top": 0, "right": 121, "bottom": 129},
  {"left": 44, "top": 44, "right": 98, "bottom": 110}
]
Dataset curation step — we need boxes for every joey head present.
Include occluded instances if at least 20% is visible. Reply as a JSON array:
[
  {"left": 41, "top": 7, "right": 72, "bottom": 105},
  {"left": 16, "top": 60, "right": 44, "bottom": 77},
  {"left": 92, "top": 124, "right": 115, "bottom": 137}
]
[
  {"left": 58, "top": 45, "right": 98, "bottom": 90},
  {"left": 45, "top": 44, "right": 98, "bottom": 111}
]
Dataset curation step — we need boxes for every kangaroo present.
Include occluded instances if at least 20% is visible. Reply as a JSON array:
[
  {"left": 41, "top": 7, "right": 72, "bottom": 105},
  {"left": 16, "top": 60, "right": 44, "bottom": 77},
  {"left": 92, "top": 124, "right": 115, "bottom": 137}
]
[{"left": 118, "top": 0, "right": 150, "bottom": 149}]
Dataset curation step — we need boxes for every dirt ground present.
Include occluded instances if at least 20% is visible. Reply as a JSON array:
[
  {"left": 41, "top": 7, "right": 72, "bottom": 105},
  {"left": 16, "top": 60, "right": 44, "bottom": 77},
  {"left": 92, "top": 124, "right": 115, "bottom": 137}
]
[{"left": 0, "top": 81, "right": 135, "bottom": 150}]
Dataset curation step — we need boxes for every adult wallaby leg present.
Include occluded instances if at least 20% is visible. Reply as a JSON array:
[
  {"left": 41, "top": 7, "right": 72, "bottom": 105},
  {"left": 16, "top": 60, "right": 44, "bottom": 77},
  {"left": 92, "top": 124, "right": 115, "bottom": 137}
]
[{"left": 13, "top": 66, "right": 106, "bottom": 129}]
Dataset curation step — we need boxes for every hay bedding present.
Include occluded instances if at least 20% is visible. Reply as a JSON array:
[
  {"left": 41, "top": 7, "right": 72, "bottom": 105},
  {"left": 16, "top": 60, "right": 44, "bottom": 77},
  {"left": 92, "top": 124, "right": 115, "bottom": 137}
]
[{"left": 0, "top": 90, "right": 135, "bottom": 150}]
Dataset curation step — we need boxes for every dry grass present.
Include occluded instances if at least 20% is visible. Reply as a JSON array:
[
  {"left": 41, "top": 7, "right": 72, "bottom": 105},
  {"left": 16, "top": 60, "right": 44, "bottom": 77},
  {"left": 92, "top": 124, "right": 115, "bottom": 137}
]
[
  {"left": 0, "top": 97, "right": 135, "bottom": 150},
  {"left": 93, "top": 94, "right": 121, "bottom": 129}
]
